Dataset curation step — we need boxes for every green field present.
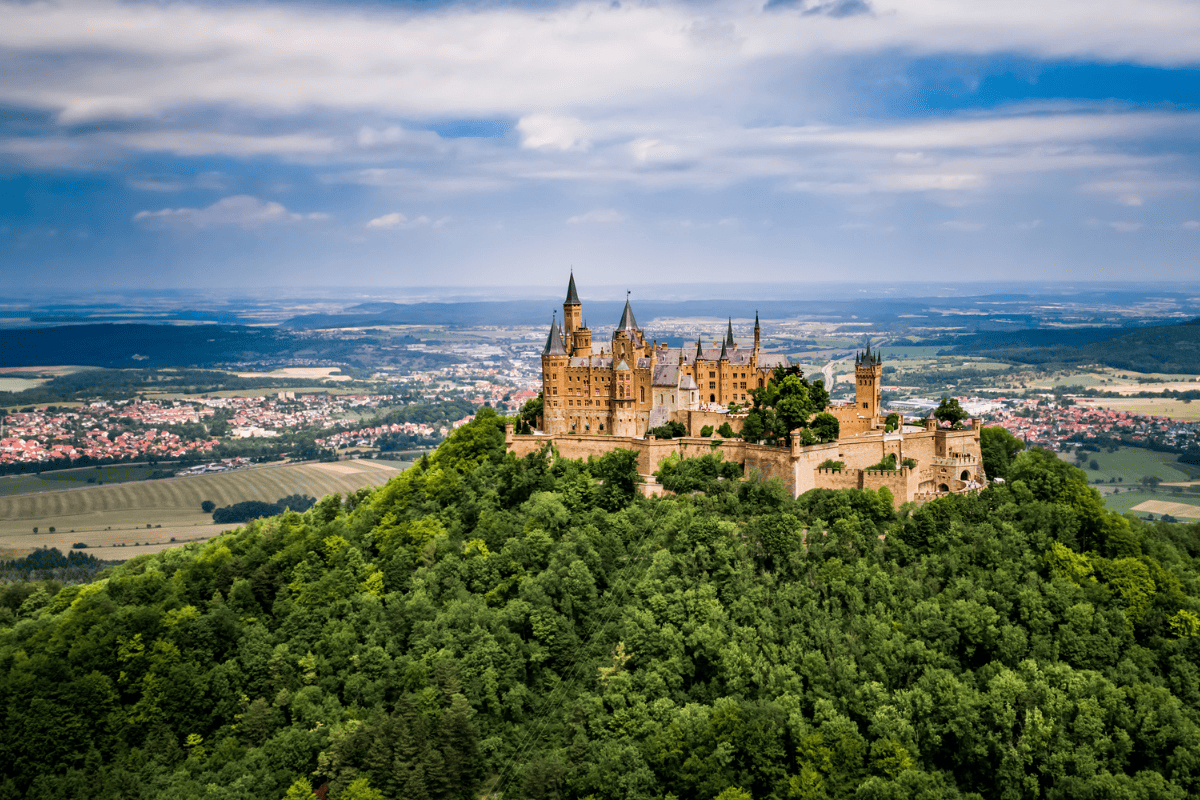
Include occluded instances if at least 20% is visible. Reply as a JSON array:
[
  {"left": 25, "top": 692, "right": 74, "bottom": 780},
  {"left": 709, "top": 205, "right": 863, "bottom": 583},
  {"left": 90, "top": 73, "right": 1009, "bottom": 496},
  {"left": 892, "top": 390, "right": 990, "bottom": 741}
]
[
  {"left": 0, "top": 377, "right": 44, "bottom": 392},
  {"left": 1058, "top": 445, "right": 1193, "bottom": 485},
  {"left": 1102, "top": 487, "right": 1200, "bottom": 518},
  {"left": 0, "top": 464, "right": 162, "bottom": 497},
  {"left": 0, "top": 458, "right": 408, "bottom": 556}
]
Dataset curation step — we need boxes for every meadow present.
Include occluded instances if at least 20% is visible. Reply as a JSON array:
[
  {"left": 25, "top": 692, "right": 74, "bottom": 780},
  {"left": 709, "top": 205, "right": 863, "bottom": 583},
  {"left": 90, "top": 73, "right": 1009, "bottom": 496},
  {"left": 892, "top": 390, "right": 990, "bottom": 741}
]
[
  {"left": 0, "top": 458, "right": 406, "bottom": 557},
  {"left": 0, "top": 464, "right": 164, "bottom": 497},
  {"left": 1101, "top": 486, "right": 1200, "bottom": 519},
  {"left": 1062, "top": 444, "right": 1194, "bottom": 485}
]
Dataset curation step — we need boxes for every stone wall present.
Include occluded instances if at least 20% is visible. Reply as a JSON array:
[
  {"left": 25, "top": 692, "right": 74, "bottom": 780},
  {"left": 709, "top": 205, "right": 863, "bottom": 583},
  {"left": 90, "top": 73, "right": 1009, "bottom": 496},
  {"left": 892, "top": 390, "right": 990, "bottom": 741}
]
[
  {"left": 686, "top": 410, "right": 744, "bottom": 437},
  {"left": 505, "top": 416, "right": 982, "bottom": 507}
]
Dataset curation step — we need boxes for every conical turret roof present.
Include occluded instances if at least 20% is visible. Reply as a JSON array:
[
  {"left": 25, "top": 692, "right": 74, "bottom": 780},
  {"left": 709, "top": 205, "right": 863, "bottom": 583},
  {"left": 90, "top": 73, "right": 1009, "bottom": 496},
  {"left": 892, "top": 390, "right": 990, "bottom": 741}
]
[
  {"left": 565, "top": 272, "right": 580, "bottom": 305},
  {"left": 719, "top": 337, "right": 728, "bottom": 360},
  {"left": 695, "top": 336, "right": 704, "bottom": 361},
  {"left": 616, "top": 295, "right": 639, "bottom": 333},
  {"left": 725, "top": 318, "right": 735, "bottom": 348},
  {"left": 542, "top": 315, "right": 567, "bottom": 356}
]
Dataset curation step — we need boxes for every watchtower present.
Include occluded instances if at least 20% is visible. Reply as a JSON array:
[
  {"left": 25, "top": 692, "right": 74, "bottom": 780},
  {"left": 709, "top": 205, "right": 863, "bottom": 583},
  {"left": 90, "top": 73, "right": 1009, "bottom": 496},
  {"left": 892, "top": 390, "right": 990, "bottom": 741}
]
[{"left": 855, "top": 343, "right": 883, "bottom": 420}]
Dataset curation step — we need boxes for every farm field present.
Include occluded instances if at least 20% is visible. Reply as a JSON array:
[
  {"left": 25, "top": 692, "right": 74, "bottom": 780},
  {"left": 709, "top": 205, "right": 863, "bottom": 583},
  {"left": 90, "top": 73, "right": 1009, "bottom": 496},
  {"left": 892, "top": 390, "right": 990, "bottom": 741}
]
[
  {"left": 1074, "top": 397, "right": 1200, "bottom": 422},
  {"left": 0, "top": 377, "right": 44, "bottom": 392},
  {"left": 0, "top": 458, "right": 407, "bottom": 557},
  {"left": 1059, "top": 445, "right": 1194, "bottom": 485},
  {"left": 0, "top": 464, "right": 165, "bottom": 497},
  {"left": 1103, "top": 488, "right": 1200, "bottom": 519},
  {"left": 145, "top": 385, "right": 359, "bottom": 400},
  {"left": 235, "top": 367, "right": 352, "bottom": 381}
]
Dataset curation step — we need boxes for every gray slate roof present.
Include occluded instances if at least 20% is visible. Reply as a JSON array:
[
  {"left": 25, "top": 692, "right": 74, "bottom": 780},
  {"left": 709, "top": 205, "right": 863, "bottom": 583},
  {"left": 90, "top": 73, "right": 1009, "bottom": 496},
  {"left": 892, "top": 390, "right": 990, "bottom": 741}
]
[
  {"left": 653, "top": 364, "right": 679, "bottom": 386},
  {"left": 616, "top": 299, "right": 639, "bottom": 333},
  {"left": 542, "top": 317, "right": 567, "bottom": 355}
]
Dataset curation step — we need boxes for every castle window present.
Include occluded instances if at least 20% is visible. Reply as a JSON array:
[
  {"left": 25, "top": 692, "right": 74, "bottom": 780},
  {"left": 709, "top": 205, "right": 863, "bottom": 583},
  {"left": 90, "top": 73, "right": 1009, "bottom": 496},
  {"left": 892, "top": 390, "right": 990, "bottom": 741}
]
[
  {"left": 709, "top": 371, "right": 716, "bottom": 378},
  {"left": 862, "top": 402, "right": 868, "bottom": 409},
  {"left": 640, "top": 387, "right": 644, "bottom": 402},
  {"left": 709, "top": 382, "right": 715, "bottom": 389}
]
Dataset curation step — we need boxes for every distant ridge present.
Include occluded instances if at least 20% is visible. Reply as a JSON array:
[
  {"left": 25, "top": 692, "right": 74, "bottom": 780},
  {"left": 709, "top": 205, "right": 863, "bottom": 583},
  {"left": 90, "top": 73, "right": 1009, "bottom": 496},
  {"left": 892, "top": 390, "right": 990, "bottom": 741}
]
[{"left": 945, "top": 317, "right": 1200, "bottom": 373}]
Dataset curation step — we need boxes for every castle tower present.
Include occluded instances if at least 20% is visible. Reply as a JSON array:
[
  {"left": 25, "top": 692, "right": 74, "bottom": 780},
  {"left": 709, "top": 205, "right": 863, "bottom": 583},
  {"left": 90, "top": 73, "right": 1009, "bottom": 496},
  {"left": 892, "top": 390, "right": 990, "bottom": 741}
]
[
  {"left": 854, "top": 343, "right": 883, "bottom": 420},
  {"left": 563, "top": 272, "right": 582, "bottom": 339},
  {"left": 612, "top": 293, "right": 642, "bottom": 365},
  {"left": 753, "top": 311, "right": 760, "bottom": 354},
  {"left": 541, "top": 314, "right": 569, "bottom": 433}
]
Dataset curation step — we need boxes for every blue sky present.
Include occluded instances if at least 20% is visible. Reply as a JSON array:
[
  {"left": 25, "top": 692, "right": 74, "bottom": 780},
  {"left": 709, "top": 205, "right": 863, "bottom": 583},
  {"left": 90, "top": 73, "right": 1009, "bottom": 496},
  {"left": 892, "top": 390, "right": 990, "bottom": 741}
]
[{"left": 1, "top": 0, "right": 1198, "bottom": 291}]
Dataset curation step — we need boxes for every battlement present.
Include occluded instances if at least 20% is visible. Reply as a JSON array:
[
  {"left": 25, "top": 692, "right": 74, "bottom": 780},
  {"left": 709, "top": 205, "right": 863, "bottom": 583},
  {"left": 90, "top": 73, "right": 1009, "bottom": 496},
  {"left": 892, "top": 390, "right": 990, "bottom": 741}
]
[{"left": 931, "top": 455, "right": 978, "bottom": 467}]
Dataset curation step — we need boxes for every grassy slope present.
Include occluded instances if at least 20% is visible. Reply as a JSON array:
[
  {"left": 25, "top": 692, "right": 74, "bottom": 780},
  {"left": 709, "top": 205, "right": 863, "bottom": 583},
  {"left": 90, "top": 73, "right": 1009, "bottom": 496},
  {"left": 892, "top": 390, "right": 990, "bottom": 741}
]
[
  {"left": 0, "top": 459, "right": 406, "bottom": 543},
  {"left": 1059, "top": 445, "right": 1191, "bottom": 485}
]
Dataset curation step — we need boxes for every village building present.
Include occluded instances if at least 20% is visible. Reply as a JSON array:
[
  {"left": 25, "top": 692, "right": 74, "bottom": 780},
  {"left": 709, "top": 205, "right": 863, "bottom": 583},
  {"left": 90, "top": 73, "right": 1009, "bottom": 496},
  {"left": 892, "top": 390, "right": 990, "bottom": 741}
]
[{"left": 507, "top": 275, "right": 987, "bottom": 506}]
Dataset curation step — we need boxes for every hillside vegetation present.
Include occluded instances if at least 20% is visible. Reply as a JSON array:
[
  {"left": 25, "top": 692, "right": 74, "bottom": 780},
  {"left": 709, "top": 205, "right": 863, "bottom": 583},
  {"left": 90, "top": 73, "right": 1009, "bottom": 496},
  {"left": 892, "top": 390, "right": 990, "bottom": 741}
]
[
  {"left": 944, "top": 318, "right": 1200, "bottom": 373},
  {"left": 3, "top": 409, "right": 1200, "bottom": 799}
]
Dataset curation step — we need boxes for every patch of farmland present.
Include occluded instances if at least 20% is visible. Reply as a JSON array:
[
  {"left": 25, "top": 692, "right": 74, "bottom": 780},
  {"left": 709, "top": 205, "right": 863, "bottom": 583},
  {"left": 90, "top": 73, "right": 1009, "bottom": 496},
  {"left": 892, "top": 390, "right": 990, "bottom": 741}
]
[
  {"left": 1057, "top": 445, "right": 1192, "bottom": 485},
  {"left": 1130, "top": 499, "right": 1200, "bottom": 519},
  {"left": 0, "top": 459, "right": 405, "bottom": 546},
  {"left": 1073, "top": 397, "right": 1200, "bottom": 422}
]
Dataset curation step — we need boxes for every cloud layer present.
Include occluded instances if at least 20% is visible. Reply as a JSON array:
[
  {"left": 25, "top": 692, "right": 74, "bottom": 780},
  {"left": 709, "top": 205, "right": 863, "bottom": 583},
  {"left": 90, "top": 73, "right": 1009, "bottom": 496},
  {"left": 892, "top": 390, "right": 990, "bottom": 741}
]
[{"left": 2, "top": 0, "right": 1199, "bottom": 287}]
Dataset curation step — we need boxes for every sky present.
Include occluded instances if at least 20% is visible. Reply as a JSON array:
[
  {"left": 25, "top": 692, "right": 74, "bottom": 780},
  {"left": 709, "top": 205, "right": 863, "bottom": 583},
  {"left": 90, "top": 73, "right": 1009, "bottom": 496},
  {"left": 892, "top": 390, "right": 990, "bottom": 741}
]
[{"left": 1, "top": 0, "right": 1198, "bottom": 292}]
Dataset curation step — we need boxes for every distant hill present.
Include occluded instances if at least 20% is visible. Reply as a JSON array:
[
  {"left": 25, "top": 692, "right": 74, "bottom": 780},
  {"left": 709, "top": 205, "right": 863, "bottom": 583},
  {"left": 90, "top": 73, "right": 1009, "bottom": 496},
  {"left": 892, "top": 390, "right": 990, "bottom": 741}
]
[
  {"left": 0, "top": 323, "right": 458, "bottom": 373},
  {"left": 0, "top": 323, "right": 295, "bottom": 368},
  {"left": 943, "top": 318, "right": 1200, "bottom": 372}
]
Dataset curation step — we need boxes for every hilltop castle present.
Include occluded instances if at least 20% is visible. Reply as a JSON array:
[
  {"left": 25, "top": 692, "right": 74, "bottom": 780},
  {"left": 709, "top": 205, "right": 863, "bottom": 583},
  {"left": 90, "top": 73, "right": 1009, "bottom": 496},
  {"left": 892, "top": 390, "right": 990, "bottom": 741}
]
[
  {"left": 539, "top": 273, "right": 788, "bottom": 438},
  {"left": 510, "top": 275, "right": 985, "bottom": 506}
]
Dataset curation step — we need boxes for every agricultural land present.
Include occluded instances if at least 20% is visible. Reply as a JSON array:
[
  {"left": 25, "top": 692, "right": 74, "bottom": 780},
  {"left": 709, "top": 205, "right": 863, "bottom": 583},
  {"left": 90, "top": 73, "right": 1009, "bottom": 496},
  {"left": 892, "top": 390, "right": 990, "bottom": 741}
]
[{"left": 0, "top": 459, "right": 405, "bottom": 559}]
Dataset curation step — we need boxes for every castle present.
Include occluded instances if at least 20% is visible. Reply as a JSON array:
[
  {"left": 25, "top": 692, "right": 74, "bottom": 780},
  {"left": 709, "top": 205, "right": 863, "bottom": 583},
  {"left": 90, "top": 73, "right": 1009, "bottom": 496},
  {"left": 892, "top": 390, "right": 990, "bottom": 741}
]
[{"left": 509, "top": 275, "right": 985, "bottom": 506}]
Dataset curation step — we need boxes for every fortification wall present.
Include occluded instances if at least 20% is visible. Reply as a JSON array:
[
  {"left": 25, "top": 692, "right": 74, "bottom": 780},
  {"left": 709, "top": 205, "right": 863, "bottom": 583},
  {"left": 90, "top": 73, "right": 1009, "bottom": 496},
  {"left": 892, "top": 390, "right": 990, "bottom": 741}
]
[
  {"left": 686, "top": 410, "right": 744, "bottom": 437},
  {"left": 814, "top": 468, "right": 860, "bottom": 491},
  {"left": 861, "top": 468, "right": 919, "bottom": 507},
  {"left": 789, "top": 442, "right": 841, "bottom": 496},
  {"left": 506, "top": 417, "right": 982, "bottom": 506},
  {"left": 742, "top": 443, "right": 799, "bottom": 494}
]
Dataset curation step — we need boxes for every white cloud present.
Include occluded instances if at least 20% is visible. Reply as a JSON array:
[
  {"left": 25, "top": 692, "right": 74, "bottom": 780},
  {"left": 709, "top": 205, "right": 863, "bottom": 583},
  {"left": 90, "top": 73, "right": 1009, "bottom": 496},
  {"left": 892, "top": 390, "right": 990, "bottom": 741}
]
[
  {"left": 938, "top": 221, "right": 985, "bottom": 232},
  {"left": 1182, "top": 220, "right": 1199, "bottom": 230},
  {"left": 365, "top": 212, "right": 446, "bottom": 230},
  {"left": 133, "top": 196, "right": 326, "bottom": 228},
  {"left": 566, "top": 209, "right": 626, "bottom": 224},
  {"left": 1108, "top": 221, "right": 1144, "bottom": 232},
  {"left": 5, "top": 1, "right": 1200, "bottom": 128},
  {"left": 518, "top": 115, "right": 591, "bottom": 152}
]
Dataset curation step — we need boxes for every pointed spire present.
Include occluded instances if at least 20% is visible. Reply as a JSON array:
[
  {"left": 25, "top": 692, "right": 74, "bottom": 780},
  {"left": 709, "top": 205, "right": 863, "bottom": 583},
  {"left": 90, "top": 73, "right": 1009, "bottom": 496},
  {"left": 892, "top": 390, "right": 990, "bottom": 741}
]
[
  {"left": 719, "top": 337, "right": 728, "bottom": 360},
  {"left": 754, "top": 310, "right": 760, "bottom": 330},
  {"left": 695, "top": 336, "right": 704, "bottom": 361},
  {"left": 725, "top": 317, "right": 735, "bottom": 348},
  {"left": 542, "top": 314, "right": 567, "bottom": 356},
  {"left": 616, "top": 291, "right": 639, "bottom": 332},
  {"left": 565, "top": 270, "right": 580, "bottom": 305}
]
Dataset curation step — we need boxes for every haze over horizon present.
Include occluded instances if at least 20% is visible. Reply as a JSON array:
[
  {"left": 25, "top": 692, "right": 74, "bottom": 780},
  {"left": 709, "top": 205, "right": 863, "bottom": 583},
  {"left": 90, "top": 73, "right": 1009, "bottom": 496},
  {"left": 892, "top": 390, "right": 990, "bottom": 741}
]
[{"left": 2, "top": 0, "right": 1198, "bottom": 291}]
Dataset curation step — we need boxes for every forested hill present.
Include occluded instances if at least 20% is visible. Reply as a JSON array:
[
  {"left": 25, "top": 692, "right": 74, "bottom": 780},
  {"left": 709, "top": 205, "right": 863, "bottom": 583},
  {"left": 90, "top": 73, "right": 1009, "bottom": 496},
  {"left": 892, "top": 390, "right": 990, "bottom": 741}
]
[
  {"left": 942, "top": 317, "right": 1200, "bottom": 373},
  {"left": 3, "top": 410, "right": 1200, "bottom": 800}
]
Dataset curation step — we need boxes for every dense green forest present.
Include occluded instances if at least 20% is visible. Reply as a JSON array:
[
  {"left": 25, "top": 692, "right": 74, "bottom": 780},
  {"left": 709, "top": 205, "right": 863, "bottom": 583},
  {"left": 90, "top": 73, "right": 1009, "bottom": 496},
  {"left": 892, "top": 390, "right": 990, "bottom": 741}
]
[{"left": 3, "top": 409, "right": 1200, "bottom": 799}]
